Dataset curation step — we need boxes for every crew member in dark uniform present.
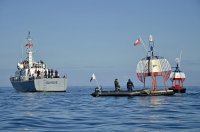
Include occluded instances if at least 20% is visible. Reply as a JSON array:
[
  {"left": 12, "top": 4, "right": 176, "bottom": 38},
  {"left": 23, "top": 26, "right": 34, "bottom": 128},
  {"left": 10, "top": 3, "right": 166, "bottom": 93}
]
[
  {"left": 114, "top": 79, "right": 120, "bottom": 92},
  {"left": 48, "top": 69, "right": 51, "bottom": 78},
  {"left": 37, "top": 70, "right": 40, "bottom": 77},
  {"left": 127, "top": 79, "right": 134, "bottom": 91},
  {"left": 55, "top": 70, "right": 58, "bottom": 78},
  {"left": 44, "top": 70, "right": 47, "bottom": 78}
]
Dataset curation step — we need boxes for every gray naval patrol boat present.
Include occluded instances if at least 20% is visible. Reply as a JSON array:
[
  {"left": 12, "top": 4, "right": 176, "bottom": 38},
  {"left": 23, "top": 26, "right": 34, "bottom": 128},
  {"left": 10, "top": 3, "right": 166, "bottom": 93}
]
[{"left": 10, "top": 32, "right": 67, "bottom": 92}]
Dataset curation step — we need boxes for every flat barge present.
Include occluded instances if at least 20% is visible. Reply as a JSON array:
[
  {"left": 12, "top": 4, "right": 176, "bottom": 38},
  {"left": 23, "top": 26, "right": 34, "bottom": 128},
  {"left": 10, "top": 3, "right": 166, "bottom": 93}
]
[{"left": 91, "top": 88, "right": 174, "bottom": 97}]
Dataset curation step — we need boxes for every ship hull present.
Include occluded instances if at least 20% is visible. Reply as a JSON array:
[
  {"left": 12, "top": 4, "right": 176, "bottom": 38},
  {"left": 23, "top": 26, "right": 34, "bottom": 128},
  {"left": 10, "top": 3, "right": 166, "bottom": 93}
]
[{"left": 10, "top": 78, "right": 67, "bottom": 92}]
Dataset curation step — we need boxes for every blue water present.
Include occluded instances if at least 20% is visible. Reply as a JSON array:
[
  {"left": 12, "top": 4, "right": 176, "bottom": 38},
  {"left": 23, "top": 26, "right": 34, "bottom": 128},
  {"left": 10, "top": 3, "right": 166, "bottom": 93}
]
[{"left": 0, "top": 86, "right": 200, "bottom": 132}]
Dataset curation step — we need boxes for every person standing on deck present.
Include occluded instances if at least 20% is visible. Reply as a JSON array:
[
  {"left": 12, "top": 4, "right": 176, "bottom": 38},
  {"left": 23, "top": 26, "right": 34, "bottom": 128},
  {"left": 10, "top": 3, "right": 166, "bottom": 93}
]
[
  {"left": 127, "top": 79, "right": 134, "bottom": 91},
  {"left": 114, "top": 79, "right": 120, "bottom": 91}
]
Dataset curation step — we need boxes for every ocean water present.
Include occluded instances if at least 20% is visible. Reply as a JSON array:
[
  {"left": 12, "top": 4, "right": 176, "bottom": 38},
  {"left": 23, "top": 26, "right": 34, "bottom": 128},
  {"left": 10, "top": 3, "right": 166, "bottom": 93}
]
[{"left": 0, "top": 86, "right": 200, "bottom": 132}]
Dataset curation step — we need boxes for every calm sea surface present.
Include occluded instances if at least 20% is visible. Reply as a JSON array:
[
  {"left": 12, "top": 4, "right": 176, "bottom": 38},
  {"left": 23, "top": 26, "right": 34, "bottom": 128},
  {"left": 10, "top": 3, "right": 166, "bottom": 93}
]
[{"left": 0, "top": 86, "right": 200, "bottom": 132}]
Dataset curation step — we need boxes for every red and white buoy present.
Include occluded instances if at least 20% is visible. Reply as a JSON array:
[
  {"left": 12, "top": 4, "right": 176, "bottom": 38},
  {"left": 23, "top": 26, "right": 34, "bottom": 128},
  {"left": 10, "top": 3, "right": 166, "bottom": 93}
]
[
  {"left": 136, "top": 35, "right": 171, "bottom": 91},
  {"left": 169, "top": 55, "right": 186, "bottom": 93}
]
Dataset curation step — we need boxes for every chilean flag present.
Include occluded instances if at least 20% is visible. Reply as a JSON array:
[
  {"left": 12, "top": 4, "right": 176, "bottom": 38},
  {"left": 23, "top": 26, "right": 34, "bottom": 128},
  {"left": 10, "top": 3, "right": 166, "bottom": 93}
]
[
  {"left": 134, "top": 38, "right": 141, "bottom": 46},
  {"left": 25, "top": 43, "right": 33, "bottom": 47}
]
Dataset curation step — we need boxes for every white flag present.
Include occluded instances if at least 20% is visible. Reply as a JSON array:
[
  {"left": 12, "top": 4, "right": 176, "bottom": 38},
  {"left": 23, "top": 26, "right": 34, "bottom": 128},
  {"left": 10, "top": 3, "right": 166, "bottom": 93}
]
[{"left": 90, "top": 73, "right": 96, "bottom": 82}]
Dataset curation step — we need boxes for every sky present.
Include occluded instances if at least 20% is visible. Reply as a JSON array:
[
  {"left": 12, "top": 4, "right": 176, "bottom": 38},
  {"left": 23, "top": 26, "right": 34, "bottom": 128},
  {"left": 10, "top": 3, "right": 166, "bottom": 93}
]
[{"left": 0, "top": 0, "right": 200, "bottom": 87}]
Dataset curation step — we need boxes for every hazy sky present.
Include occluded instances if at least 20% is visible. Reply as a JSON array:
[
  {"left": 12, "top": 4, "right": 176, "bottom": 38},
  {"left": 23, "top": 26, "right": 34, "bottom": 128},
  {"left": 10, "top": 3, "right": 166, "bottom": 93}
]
[{"left": 0, "top": 0, "right": 200, "bottom": 87}]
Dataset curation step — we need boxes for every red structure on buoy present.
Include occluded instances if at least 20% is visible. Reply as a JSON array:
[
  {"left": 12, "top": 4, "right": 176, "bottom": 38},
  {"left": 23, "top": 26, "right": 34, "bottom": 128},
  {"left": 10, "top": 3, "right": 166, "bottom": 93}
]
[{"left": 169, "top": 56, "right": 186, "bottom": 93}]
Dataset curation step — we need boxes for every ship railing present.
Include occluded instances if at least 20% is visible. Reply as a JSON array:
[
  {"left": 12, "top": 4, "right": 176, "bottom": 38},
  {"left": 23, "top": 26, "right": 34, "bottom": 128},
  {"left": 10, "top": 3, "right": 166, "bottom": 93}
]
[
  {"left": 32, "top": 74, "right": 66, "bottom": 79},
  {"left": 10, "top": 77, "right": 18, "bottom": 81},
  {"left": 10, "top": 76, "right": 29, "bottom": 82}
]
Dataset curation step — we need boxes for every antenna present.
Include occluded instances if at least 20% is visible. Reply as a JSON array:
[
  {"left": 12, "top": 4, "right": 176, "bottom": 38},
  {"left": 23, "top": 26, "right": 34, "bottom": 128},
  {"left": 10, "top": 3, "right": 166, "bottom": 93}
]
[
  {"left": 21, "top": 44, "right": 23, "bottom": 62},
  {"left": 25, "top": 31, "right": 34, "bottom": 68},
  {"left": 139, "top": 36, "right": 148, "bottom": 53},
  {"left": 175, "top": 58, "right": 180, "bottom": 67},
  {"left": 148, "top": 34, "right": 154, "bottom": 57},
  {"left": 179, "top": 50, "right": 182, "bottom": 64},
  {"left": 176, "top": 50, "right": 182, "bottom": 68}
]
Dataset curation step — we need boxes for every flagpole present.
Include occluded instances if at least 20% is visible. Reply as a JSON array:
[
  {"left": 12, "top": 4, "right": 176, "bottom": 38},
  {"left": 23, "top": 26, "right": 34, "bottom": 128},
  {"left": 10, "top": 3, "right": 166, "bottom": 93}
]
[
  {"left": 95, "top": 78, "right": 100, "bottom": 90},
  {"left": 21, "top": 44, "right": 23, "bottom": 62},
  {"left": 139, "top": 36, "right": 148, "bottom": 53},
  {"left": 91, "top": 73, "right": 101, "bottom": 90}
]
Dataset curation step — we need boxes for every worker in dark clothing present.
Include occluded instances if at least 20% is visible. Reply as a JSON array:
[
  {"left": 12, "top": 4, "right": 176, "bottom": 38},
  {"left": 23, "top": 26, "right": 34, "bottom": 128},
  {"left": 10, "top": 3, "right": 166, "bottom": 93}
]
[
  {"left": 114, "top": 79, "right": 120, "bottom": 92},
  {"left": 37, "top": 70, "right": 40, "bottom": 77},
  {"left": 44, "top": 70, "right": 47, "bottom": 78},
  {"left": 127, "top": 79, "right": 134, "bottom": 91},
  {"left": 48, "top": 69, "right": 51, "bottom": 78},
  {"left": 55, "top": 70, "right": 58, "bottom": 78}
]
